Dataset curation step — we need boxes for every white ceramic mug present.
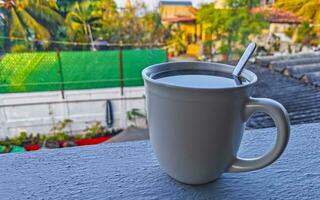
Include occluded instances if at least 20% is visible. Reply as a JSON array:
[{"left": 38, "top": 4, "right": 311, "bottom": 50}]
[{"left": 142, "top": 62, "right": 290, "bottom": 185}]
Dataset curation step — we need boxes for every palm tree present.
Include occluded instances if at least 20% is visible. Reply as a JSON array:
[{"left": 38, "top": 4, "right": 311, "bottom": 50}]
[
  {"left": 0, "top": 0, "right": 64, "bottom": 51},
  {"left": 65, "top": 1, "right": 101, "bottom": 50}
]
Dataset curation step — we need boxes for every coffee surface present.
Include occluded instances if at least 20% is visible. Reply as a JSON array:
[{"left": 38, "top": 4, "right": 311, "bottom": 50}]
[{"left": 153, "top": 70, "right": 250, "bottom": 89}]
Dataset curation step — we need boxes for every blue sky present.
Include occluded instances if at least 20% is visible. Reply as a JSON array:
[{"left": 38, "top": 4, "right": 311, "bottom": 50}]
[{"left": 115, "top": 0, "right": 214, "bottom": 9}]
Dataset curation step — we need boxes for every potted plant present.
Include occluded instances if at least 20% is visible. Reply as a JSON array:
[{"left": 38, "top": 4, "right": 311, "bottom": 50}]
[
  {"left": 23, "top": 133, "right": 43, "bottom": 151},
  {"left": 8, "top": 135, "right": 26, "bottom": 153},
  {"left": 0, "top": 139, "right": 12, "bottom": 154},
  {"left": 60, "top": 135, "right": 77, "bottom": 148},
  {"left": 75, "top": 121, "right": 112, "bottom": 146},
  {"left": 45, "top": 119, "right": 73, "bottom": 149}
]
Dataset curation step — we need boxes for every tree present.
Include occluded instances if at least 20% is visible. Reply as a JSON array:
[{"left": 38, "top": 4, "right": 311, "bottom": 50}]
[
  {"left": 275, "top": 0, "right": 320, "bottom": 23},
  {"left": 0, "top": 0, "right": 64, "bottom": 51},
  {"left": 167, "top": 27, "right": 187, "bottom": 55},
  {"left": 96, "top": 0, "right": 121, "bottom": 44},
  {"left": 116, "top": 2, "right": 148, "bottom": 45},
  {"left": 99, "top": 1, "right": 167, "bottom": 46},
  {"left": 65, "top": 1, "right": 100, "bottom": 50},
  {"left": 65, "top": 0, "right": 119, "bottom": 50},
  {"left": 141, "top": 11, "right": 167, "bottom": 44},
  {"left": 197, "top": 0, "right": 268, "bottom": 61},
  {"left": 56, "top": 0, "right": 82, "bottom": 14},
  {"left": 275, "top": 0, "right": 320, "bottom": 46}
]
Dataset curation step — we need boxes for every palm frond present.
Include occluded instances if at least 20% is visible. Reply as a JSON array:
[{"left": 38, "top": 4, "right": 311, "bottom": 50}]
[
  {"left": 27, "top": 4, "right": 64, "bottom": 25},
  {"left": 9, "top": 8, "right": 27, "bottom": 38},
  {"left": 17, "top": 8, "right": 50, "bottom": 41}
]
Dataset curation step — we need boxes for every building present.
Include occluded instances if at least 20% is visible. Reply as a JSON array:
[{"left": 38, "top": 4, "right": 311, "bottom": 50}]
[
  {"left": 251, "top": 7, "right": 304, "bottom": 53},
  {"left": 159, "top": 1, "right": 203, "bottom": 57},
  {"left": 214, "top": 0, "right": 305, "bottom": 53}
]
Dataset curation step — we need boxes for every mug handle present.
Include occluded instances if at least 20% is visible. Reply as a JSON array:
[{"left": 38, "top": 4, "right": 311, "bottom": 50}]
[{"left": 227, "top": 97, "right": 290, "bottom": 172}]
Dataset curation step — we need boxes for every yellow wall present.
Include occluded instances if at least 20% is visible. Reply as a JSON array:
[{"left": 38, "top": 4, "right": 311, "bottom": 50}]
[
  {"left": 160, "top": 3, "right": 211, "bottom": 57},
  {"left": 187, "top": 43, "right": 203, "bottom": 57}
]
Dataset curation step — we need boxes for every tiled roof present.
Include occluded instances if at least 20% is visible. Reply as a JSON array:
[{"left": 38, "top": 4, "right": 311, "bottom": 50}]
[
  {"left": 251, "top": 7, "right": 304, "bottom": 24},
  {"left": 249, "top": 53, "right": 320, "bottom": 128},
  {"left": 162, "top": 17, "right": 195, "bottom": 23}
]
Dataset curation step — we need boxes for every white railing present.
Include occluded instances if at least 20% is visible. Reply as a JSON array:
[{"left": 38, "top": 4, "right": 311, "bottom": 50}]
[{"left": 0, "top": 87, "right": 146, "bottom": 139}]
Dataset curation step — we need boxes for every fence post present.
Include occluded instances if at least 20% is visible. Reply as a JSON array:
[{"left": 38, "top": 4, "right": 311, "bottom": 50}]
[
  {"left": 0, "top": 101, "right": 9, "bottom": 138},
  {"left": 166, "top": 48, "right": 169, "bottom": 62},
  {"left": 56, "top": 49, "right": 65, "bottom": 99},
  {"left": 119, "top": 47, "right": 124, "bottom": 96}
]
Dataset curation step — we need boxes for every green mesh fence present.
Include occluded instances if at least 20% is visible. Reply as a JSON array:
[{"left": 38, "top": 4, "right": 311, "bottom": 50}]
[
  {"left": 0, "top": 49, "right": 167, "bottom": 93},
  {"left": 60, "top": 50, "right": 120, "bottom": 90},
  {"left": 123, "top": 49, "right": 166, "bottom": 87}
]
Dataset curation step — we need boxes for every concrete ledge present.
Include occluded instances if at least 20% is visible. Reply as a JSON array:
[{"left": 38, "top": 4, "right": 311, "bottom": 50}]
[{"left": 0, "top": 123, "right": 319, "bottom": 199}]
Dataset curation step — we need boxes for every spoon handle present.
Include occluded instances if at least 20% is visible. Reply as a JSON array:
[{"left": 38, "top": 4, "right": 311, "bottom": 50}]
[{"left": 232, "top": 43, "right": 257, "bottom": 77}]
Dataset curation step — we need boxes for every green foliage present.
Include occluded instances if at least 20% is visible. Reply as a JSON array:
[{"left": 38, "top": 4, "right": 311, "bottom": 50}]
[
  {"left": 10, "top": 44, "right": 30, "bottom": 53},
  {"left": 226, "top": 0, "right": 260, "bottom": 8},
  {"left": 127, "top": 108, "right": 146, "bottom": 127},
  {"left": 0, "top": 0, "right": 64, "bottom": 51},
  {"left": 57, "top": 0, "right": 82, "bottom": 14},
  {"left": 127, "top": 108, "right": 145, "bottom": 121},
  {"left": 275, "top": 0, "right": 320, "bottom": 23},
  {"left": 275, "top": 0, "right": 320, "bottom": 45},
  {"left": 29, "top": 133, "right": 44, "bottom": 144},
  {"left": 203, "top": 40, "right": 213, "bottom": 57},
  {"left": 0, "top": 23, "right": 4, "bottom": 52},
  {"left": 65, "top": 0, "right": 103, "bottom": 47},
  {"left": 167, "top": 28, "right": 187, "bottom": 55},
  {"left": 99, "top": 1, "right": 166, "bottom": 45},
  {"left": 294, "top": 22, "right": 319, "bottom": 45},
  {"left": 0, "top": 119, "right": 124, "bottom": 153},
  {"left": 51, "top": 119, "right": 73, "bottom": 136},
  {"left": 85, "top": 121, "right": 107, "bottom": 138},
  {"left": 3, "top": 131, "right": 46, "bottom": 146},
  {"left": 1, "top": 0, "right": 167, "bottom": 51},
  {"left": 197, "top": 0, "right": 268, "bottom": 60},
  {"left": 9, "top": 131, "right": 27, "bottom": 146}
]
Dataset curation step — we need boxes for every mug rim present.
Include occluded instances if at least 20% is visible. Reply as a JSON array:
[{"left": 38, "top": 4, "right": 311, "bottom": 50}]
[{"left": 142, "top": 61, "right": 258, "bottom": 91}]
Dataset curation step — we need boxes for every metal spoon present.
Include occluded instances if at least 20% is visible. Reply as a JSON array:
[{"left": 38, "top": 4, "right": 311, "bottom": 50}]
[{"left": 232, "top": 42, "right": 257, "bottom": 77}]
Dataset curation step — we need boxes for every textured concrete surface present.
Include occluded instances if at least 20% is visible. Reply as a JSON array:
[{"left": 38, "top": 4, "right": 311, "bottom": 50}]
[
  {"left": 107, "top": 127, "right": 149, "bottom": 143},
  {"left": 0, "top": 123, "right": 319, "bottom": 200}
]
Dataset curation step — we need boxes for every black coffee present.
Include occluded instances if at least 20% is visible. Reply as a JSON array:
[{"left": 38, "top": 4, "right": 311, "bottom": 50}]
[{"left": 152, "top": 70, "right": 250, "bottom": 89}]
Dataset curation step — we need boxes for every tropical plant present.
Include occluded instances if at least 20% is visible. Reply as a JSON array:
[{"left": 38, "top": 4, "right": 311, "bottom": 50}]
[
  {"left": 127, "top": 108, "right": 146, "bottom": 127},
  {"left": 0, "top": 0, "right": 64, "bottom": 51},
  {"left": 8, "top": 131, "right": 27, "bottom": 146},
  {"left": 56, "top": 0, "right": 82, "bottom": 14},
  {"left": 65, "top": 0, "right": 104, "bottom": 50},
  {"left": 85, "top": 121, "right": 106, "bottom": 138},
  {"left": 51, "top": 119, "right": 73, "bottom": 135},
  {"left": 197, "top": 0, "right": 268, "bottom": 61}
]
